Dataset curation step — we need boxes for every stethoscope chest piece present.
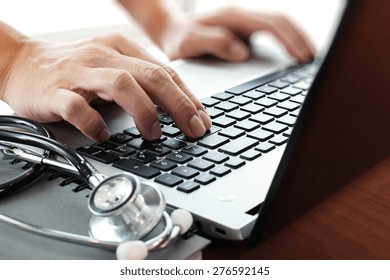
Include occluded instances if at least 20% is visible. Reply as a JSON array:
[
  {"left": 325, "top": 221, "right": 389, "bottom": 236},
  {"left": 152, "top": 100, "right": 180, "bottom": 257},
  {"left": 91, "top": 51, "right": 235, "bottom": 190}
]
[{"left": 88, "top": 173, "right": 165, "bottom": 242}]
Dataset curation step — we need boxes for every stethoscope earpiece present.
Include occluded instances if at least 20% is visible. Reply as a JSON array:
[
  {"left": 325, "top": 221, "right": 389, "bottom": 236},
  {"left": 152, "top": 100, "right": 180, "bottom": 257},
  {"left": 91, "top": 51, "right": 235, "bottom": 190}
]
[{"left": 116, "top": 240, "right": 148, "bottom": 260}]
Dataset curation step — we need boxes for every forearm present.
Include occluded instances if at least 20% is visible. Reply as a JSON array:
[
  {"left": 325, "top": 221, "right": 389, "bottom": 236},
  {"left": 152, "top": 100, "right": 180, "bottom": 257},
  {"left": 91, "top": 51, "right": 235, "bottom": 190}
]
[
  {"left": 0, "top": 21, "right": 29, "bottom": 99},
  {"left": 117, "top": 0, "right": 183, "bottom": 47}
]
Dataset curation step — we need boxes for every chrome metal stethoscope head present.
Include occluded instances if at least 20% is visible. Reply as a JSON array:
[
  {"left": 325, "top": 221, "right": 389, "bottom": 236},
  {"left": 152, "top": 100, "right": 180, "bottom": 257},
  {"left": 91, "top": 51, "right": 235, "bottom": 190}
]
[{"left": 88, "top": 173, "right": 165, "bottom": 242}]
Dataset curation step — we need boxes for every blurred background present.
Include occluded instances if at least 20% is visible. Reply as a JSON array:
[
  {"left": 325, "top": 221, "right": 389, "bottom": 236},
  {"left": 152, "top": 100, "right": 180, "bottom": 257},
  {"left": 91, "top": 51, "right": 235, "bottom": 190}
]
[{"left": 0, "top": 0, "right": 342, "bottom": 46}]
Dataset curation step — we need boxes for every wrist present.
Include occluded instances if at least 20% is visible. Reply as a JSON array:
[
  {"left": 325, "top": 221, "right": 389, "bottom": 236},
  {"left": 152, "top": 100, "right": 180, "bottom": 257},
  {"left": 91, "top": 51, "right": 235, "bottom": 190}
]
[{"left": 0, "top": 21, "right": 30, "bottom": 100}]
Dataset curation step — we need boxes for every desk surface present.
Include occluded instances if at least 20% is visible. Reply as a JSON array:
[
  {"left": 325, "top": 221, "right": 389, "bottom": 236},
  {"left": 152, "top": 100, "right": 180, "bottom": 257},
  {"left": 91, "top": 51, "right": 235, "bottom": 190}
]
[{"left": 204, "top": 156, "right": 390, "bottom": 260}]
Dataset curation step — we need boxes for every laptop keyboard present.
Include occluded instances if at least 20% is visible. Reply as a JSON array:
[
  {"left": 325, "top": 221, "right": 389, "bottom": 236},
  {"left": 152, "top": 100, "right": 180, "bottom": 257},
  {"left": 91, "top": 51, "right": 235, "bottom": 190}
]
[{"left": 77, "top": 60, "right": 320, "bottom": 194}]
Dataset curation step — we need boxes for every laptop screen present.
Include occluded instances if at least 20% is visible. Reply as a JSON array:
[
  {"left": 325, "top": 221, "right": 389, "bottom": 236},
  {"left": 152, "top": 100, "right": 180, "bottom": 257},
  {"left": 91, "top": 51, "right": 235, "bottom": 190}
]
[{"left": 249, "top": 0, "right": 390, "bottom": 246}]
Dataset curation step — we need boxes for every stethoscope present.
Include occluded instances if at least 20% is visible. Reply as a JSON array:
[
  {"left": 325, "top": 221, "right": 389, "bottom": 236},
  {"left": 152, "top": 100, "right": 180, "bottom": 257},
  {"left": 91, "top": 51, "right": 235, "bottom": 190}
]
[{"left": 0, "top": 116, "right": 193, "bottom": 260}]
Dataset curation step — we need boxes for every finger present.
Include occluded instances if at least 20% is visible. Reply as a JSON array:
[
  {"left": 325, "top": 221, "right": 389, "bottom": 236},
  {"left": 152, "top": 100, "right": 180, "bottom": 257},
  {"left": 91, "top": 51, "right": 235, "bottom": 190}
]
[
  {"left": 158, "top": 65, "right": 212, "bottom": 130},
  {"left": 257, "top": 14, "right": 316, "bottom": 61},
  {"left": 70, "top": 67, "right": 162, "bottom": 141},
  {"left": 125, "top": 58, "right": 208, "bottom": 138},
  {"left": 185, "top": 27, "right": 250, "bottom": 62},
  {"left": 49, "top": 88, "right": 110, "bottom": 141}
]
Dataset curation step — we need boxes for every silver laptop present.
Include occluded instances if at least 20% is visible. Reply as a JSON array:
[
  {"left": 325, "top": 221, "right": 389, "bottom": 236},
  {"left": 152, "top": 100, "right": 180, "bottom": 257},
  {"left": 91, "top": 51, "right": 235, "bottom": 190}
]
[{"left": 44, "top": 0, "right": 390, "bottom": 242}]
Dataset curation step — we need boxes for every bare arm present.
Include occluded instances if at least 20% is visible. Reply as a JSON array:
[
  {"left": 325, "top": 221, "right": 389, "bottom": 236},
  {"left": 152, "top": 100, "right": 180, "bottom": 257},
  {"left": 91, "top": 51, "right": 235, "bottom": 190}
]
[{"left": 0, "top": 21, "right": 29, "bottom": 97}]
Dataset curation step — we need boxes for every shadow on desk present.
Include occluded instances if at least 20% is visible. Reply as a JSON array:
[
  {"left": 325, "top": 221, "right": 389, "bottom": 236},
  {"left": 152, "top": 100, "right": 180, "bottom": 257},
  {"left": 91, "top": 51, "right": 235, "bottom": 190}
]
[{"left": 204, "top": 157, "right": 390, "bottom": 260}]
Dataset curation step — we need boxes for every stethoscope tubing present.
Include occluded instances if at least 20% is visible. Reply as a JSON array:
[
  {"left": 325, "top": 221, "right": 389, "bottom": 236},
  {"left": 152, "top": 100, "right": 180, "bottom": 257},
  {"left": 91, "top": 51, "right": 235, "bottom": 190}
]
[{"left": 0, "top": 211, "right": 175, "bottom": 252}]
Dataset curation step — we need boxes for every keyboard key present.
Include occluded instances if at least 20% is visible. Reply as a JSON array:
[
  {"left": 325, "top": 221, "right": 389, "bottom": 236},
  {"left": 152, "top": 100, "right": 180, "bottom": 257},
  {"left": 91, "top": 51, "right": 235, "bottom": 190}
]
[
  {"left": 277, "top": 101, "right": 300, "bottom": 111},
  {"left": 234, "top": 120, "right": 260, "bottom": 131},
  {"left": 212, "top": 92, "right": 234, "bottom": 101},
  {"left": 249, "top": 113, "right": 274, "bottom": 125},
  {"left": 240, "top": 149, "right": 262, "bottom": 161},
  {"left": 263, "top": 107, "right": 288, "bottom": 118},
  {"left": 224, "top": 158, "right": 246, "bottom": 169},
  {"left": 203, "top": 151, "right": 230, "bottom": 164},
  {"left": 201, "top": 97, "right": 220, "bottom": 107},
  {"left": 256, "top": 85, "right": 277, "bottom": 94},
  {"left": 290, "top": 94, "right": 306, "bottom": 104},
  {"left": 159, "top": 115, "right": 173, "bottom": 125},
  {"left": 150, "top": 158, "right": 177, "bottom": 171},
  {"left": 194, "top": 173, "right": 217, "bottom": 185},
  {"left": 212, "top": 116, "right": 236, "bottom": 128},
  {"left": 123, "top": 127, "right": 142, "bottom": 138},
  {"left": 93, "top": 141, "right": 118, "bottom": 151},
  {"left": 255, "top": 98, "right": 278, "bottom": 108},
  {"left": 229, "top": 96, "right": 252, "bottom": 106},
  {"left": 182, "top": 145, "right": 208, "bottom": 157},
  {"left": 177, "top": 181, "right": 200, "bottom": 193},
  {"left": 161, "top": 126, "right": 181, "bottom": 137},
  {"left": 129, "top": 151, "right": 156, "bottom": 164},
  {"left": 268, "top": 93, "right": 291, "bottom": 102},
  {"left": 262, "top": 122, "right": 288, "bottom": 134},
  {"left": 215, "top": 102, "right": 239, "bottom": 112},
  {"left": 126, "top": 138, "right": 153, "bottom": 150},
  {"left": 109, "top": 133, "right": 132, "bottom": 144},
  {"left": 113, "top": 159, "right": 161, "bottom": 179},
  {"left": 255, "top": 142, "right": 275, "bottom": 153},
  {"left": 240, "top": 103, "right": 264, "bottom": 114},
  {"left": 155, "top": 173, "right": 183, "bottom": 187},
  {"left": 166, "top": 152, "right": 192, "bottom": 164},
  {"left": 188, "top": 158, "right": 215, "bottom": 171},
  {"left": 197, "top": 134, "right": 230, "bottom": 149},
  {"left": 171, "top": 166, "right": 200, "bottom": 179},
  {"left": 269, "top": 135, "right": 289, "bottom": 145},
  {"left": 276, "top": 115, "right": 297, "bottom": 126},
  {"left": 281, "top": 87, "right": 302, "bottom": 96},
  {"left": 77, "top": 146, "right": 118, "bottom": 164},
  {"left": 210, "top": 165, "right": 231, "bottom": 177},
  {"left": 226, "top": 109, "right": 251, "bottom": 121},
  {"left": 218, "top": 137, "right": 258, "bottom": 156},
  {"left": 109, "top": 145, "right": 136, "bottom": 157},
  {"left": 218, "top": 127, "right": 245, "bottom": 139},
  {"left": 145, "top": 144, "right": 172, "bottom": 157},
  {"left": 243, "top": 90, "right": 265, "bottom": 100},
  {"left": 290, "top": 108, "right": 302, "bottom": 117},
  {"left": 162, "top": 138, "right": 187, "bottom": 150},
  {"left": 206, "top": 107, "right": 224, "bottom": 119},
  {"left": 247, "top": 128, "right": 274, "bottom": 141},
  {"left": 283, "top": 127, "right": 294, "bottom": 137}
]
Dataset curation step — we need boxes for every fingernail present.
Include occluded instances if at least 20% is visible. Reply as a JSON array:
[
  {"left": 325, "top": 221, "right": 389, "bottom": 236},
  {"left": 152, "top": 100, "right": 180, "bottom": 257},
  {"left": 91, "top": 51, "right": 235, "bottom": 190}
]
[
  {"left": 150, "top": 121, "right": 162, "bottom": 140},
  {"left": 230, "top": 42, "right": 249, "bottom": 60},
  {"left": 99, "top": 128, "right": 110, "bottom": 141},
  {"left": 189, "top": 114, "right": 206, "bottom": 137}
]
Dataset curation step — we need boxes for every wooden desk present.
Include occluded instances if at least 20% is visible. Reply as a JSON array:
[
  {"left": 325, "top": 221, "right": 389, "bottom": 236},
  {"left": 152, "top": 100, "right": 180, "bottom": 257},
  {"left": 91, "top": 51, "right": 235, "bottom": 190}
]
[{"left": 204, "top": 156, "right": 390, "bottom": 260}]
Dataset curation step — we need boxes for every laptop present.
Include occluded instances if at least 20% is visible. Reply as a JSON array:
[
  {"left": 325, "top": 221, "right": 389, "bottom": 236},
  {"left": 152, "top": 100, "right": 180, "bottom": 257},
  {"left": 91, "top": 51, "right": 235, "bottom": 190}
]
[
  {"left": 42, "top": 0, "right": 389, "bottom": 243},
  {"left": 1, "top": 0, "right": 389, "bottom": 258}
]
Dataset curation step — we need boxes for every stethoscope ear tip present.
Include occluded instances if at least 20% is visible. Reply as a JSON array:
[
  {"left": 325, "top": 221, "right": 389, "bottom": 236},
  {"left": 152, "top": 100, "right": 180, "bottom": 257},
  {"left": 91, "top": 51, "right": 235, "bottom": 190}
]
[
  {"left": 116, "top": 240, "right": 148, "bottom": 260},
  {"left": 170, "top": 208, "right": 193, "bottom": 235}
]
